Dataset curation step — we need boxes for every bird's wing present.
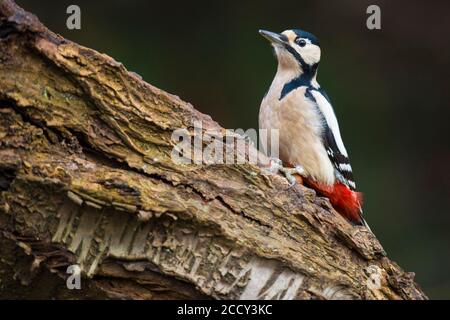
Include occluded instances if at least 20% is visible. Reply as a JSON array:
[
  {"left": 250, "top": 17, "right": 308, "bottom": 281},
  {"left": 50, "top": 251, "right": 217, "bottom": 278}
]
[{"left": 310, "top": 89, "right": 357, "bottom": 190}]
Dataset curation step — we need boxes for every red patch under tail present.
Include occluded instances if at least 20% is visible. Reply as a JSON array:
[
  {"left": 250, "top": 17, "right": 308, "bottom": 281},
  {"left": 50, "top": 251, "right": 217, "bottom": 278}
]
[{"left": 305, "top": 179, "right": 364, "bottom": 224}]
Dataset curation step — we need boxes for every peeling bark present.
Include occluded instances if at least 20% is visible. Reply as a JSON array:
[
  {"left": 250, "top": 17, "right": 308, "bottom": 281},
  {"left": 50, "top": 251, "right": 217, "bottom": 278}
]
[{"left": 0, "top": 0, "right": 427, "bottom": 300}]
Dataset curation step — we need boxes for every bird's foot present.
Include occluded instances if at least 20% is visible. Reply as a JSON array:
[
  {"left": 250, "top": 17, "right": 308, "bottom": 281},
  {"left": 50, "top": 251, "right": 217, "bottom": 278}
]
[
  {"left": 280, "top": 165, "right": 305, "bottom": 186},
  {"left": 266, "top": 157, "right": 283, "bottom": 173},
  {"left": 266, "top": 158, "right": 305, "bottom": 186}
]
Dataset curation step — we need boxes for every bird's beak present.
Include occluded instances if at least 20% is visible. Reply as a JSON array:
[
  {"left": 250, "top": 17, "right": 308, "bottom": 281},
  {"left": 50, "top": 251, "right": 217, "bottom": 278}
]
[{"left": 259, "top": 29, "right": 286, "bottom": 45}]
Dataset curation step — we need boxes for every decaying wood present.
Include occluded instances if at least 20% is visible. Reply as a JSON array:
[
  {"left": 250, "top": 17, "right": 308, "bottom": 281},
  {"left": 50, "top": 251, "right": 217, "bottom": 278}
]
[{"left": 0, "top": 0, "right": 426, "bottom": 300}]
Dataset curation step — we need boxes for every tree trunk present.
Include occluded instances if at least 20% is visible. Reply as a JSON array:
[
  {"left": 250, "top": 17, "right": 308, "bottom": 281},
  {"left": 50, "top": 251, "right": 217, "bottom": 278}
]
[{"left": 0, "top": 0, "right": 426, "bottom": 300}]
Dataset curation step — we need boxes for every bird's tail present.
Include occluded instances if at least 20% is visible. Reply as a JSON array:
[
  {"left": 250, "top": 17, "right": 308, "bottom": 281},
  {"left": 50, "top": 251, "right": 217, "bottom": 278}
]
[
  {"left": 359, "top": 216, "right": 372, "bottom": 232},
  {"left": 305, "top": 180, "right": 365, "bottom": 226},
  {"left": 329, "top": 182, "right": 364, "bottom": 224}
]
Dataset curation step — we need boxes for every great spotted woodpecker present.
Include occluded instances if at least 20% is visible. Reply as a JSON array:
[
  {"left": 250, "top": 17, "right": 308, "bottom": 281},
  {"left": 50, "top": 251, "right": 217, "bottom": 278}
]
[{"left": 259, "top": 29, "right": 366, "bottom": 226}]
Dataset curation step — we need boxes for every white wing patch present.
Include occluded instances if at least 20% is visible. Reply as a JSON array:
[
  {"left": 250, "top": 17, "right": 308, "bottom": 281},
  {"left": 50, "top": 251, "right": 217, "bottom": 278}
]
[
  {"left": 310, "top": 90, "right": 348, "bottom": 157},
  {"left": 348, "top": 180, "right": 356, "bottom": 189},
  {"left": 339, "top": 163, "right": 352, "bottom": 172}
]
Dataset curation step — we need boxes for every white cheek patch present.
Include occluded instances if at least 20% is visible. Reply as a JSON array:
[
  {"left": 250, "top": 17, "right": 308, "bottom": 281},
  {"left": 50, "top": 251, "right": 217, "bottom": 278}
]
[{"left": 292, "top": 43, "right": 321, "bottom": 65}]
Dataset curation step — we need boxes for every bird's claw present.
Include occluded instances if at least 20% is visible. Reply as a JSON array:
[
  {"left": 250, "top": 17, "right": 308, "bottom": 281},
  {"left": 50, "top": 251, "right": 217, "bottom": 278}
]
[
  {"left": 279, "top": 166, "right": 305, "bottom": 186},
  {"left": 267, "top": 157, "right": 283, "bottom": 173},
  {"left": 266, "top": 158, "right": 305, "bottom": 186}
]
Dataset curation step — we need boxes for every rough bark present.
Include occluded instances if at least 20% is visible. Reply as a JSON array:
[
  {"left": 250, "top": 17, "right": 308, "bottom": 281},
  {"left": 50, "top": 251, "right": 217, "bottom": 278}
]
[{"left": 0, "top": 0, "right": 426, "bottom": 300}]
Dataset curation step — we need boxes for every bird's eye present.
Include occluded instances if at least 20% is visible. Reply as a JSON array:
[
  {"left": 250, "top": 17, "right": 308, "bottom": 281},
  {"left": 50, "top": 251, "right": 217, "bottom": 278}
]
[{"left": 296, "top": 38, "right": 306, "bottom": 47}]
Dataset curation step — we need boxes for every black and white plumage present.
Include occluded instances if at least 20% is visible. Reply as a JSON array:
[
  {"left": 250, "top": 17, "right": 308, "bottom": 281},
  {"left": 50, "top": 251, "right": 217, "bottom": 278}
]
[
  {"left": 259, "top": 28, "right": 363, "bottom": 224},
  {"left": 312, "top": 89, "right": 357, "bottom": 191}
]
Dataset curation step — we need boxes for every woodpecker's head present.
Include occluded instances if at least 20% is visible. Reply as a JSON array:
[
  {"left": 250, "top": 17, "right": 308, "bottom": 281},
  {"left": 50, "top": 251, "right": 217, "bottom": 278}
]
[{"left": 259, "top": 29, "right": 320, "bottom": 74}]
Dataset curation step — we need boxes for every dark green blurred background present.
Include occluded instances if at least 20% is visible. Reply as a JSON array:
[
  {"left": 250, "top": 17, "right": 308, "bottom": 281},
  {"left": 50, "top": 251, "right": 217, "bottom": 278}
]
[{"left": 16, "top": 0, "right": 450, "bottom": 298}]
